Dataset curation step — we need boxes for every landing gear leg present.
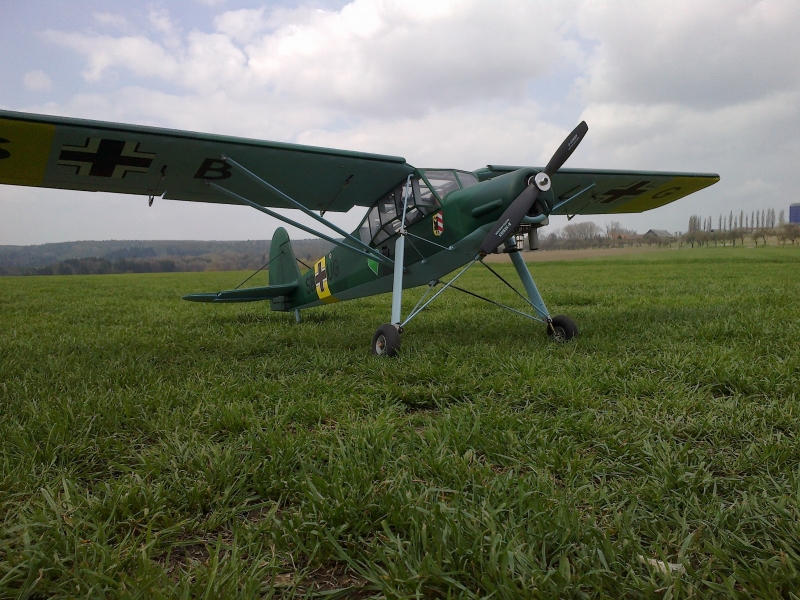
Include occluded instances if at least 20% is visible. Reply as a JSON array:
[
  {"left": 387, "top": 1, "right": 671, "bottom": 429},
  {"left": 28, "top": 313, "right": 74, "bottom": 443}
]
[
  {"left": 504, "top": 239, "right": 578, "bottom": 341},
  {"left": 372, "top": 232, "right": 406, "bottom": 356},
  {"left": 372, "top": 176, "right": 413, "bottom": 357},
  {"left": 294, "top": 309, "right": 302, "bottom": 324}
]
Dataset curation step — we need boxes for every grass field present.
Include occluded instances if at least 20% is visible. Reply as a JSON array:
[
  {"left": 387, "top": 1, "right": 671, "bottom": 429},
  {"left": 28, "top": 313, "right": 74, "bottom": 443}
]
[{"left": 1, "top": 246, "right": 799, "bottom": 598}]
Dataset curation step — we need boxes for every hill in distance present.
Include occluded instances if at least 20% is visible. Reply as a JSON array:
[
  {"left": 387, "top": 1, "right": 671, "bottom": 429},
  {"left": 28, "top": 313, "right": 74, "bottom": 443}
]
[{"left": 0, "top": 239, "right": 334, "bottom": 276}]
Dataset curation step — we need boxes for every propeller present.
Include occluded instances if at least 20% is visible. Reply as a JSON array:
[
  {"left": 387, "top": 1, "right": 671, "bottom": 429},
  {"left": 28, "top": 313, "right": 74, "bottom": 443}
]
[{"left": 479, "top": 121, "right": 588, "bottom": 255}]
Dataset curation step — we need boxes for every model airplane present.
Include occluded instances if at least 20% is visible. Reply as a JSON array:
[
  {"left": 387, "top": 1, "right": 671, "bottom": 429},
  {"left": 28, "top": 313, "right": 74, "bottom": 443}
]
[{"left": 0, "top": 109, "right": 718, "bottom": 355}]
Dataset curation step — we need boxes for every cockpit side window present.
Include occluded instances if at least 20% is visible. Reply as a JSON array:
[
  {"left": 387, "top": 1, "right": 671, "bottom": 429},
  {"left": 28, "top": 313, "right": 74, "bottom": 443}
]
[
  {"left": 356, "top": 176, "right": 441, "bottom": 247},
  {"left": 359, "top": 220, "right": 371, "bottom": 245},
  {"left": 368, "top": 206, "right": 382, "bottom": 238},
  {"left": 415, "top": 178, "right": 438, "bottom": 213},
  {"left": 378, "top": 195, "right": 397, "bottom": 225}
]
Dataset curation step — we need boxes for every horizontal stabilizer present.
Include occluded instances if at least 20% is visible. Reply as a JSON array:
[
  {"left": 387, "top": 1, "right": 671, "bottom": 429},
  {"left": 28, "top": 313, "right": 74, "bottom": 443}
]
[{"left": 182, "top": 281, "right": 297, "bottom": 303}]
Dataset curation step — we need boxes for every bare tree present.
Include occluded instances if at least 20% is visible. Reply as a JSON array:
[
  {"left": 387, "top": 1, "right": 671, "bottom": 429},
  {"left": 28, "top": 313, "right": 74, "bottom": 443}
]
[
  {"left": 785, "top": 224, "right": 800, "bottom": 245},
  {"left": 562, "top": 221, "right": 603, "bottom": 241}
]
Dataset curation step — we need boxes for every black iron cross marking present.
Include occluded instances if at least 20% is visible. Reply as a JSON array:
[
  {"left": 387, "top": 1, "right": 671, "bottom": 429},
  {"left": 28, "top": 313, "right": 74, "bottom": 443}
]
[
  {"left": 600, "top": 181, "right": 652, "bottom": 204},
  {"left": 315, "top": 262, "right": 327, "bottom": 293},
  {"left": 58, "top": 138, "right": 155, "bottom": 178}
]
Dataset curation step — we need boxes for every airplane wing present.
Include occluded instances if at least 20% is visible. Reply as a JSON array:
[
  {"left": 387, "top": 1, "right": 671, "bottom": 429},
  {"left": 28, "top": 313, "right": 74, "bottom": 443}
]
[
  {"left": 481, "top": 166, "right": 719, "bottom": 215},
  {"left": 0, "top": 110, "right": 414, "bottom": 212}
]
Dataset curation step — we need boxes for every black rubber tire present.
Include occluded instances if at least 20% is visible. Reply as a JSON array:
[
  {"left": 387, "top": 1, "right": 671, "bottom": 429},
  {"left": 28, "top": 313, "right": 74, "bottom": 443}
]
[
  {"left": 547, "top": 315, "right": 578, "bottom": 342},
  {"left": 371, "top": 324, "right": 401, "bottom": 357}
]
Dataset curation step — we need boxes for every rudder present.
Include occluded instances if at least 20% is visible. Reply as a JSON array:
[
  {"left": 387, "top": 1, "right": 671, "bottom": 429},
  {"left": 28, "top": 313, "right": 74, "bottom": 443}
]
[{"left": 269, "top": 228, "right": 302, "bottom": 310}]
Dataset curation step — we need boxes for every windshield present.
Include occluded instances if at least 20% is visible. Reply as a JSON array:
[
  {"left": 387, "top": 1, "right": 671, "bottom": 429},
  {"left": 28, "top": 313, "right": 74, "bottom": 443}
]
[
  {"left": 455, "top": 171, "right": 479, "bottom": 188},
  {"left": 422, "top": 170, "right": 460, "bottom": 200}
]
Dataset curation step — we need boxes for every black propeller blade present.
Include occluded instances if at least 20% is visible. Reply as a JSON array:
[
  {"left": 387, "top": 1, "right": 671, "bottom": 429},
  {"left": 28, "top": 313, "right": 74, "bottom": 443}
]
[
  {"left": 478, "top": 184, "right": 541, "bottom": 255},
  {"left": 543, "top": 121, "right": 588, "bottom": 177},
  {"left": 479, "top": 121, "right": 588, "bottom": 255}
]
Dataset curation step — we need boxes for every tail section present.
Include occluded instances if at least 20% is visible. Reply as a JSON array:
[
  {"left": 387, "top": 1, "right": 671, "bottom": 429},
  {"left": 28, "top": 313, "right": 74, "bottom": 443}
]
[
  {"left": 269, "top": 227, "right": 302, "bottom": 288},
  {"left": 268, "top": 227, "right": 301, "bottom": 311},
  {"left": 182, "top": 227, "right": 301, "bottom": 308}
]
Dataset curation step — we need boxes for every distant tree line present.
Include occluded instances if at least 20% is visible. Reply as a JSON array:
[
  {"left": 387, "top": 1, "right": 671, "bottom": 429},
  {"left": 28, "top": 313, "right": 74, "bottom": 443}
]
[
  {"left": 683, "top": 208, "right": 799, "bottom": 247},
  {"left": 537, "top": 206, "right": 799, "bottom": 252},
  {"left": 539, "top": 220, "right": 643, "bottom": 250}
]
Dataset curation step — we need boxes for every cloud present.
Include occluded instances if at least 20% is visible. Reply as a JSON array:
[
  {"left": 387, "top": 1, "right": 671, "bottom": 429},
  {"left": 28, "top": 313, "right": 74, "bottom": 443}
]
[
  {"left": 8, "top": 0, "right": 800, "bottom": 242},
  {"left": 94, "top": 13, "right": 129, "bottom": 29},
  {"left": 149, "top": 8, "right": 178, "bottom": 37},
  {"left": 23, "top": 70, "right": 52, "bottom": 92},
  {"left": 43, "top": 1, "right": 582, "bottom": 116},
  {"left": 213, "top": 8, "right": 267, "bottom": 43},
  {"left": 44, "top": 31, "right": 180, "bottom": 82},
  {"left": 577, "top": 0, "right": 800, "bottom": 110},
  {"left": 565, "top": 0, "right": 800, "bottom": 232}
]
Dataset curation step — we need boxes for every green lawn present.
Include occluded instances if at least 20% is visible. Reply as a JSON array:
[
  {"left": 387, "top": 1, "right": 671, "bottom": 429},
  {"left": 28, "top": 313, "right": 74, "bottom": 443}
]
[{"left": 1, "top": 246, "right": 799, "bottom": 598}]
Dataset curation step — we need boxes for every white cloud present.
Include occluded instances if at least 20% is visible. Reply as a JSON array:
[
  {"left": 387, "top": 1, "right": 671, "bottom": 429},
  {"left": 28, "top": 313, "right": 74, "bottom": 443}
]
[
  {"left": 44, "top": 31, "right": 180, "bottom": 82},
  {"left": 94, "top": 13, "right": 129, "bottom": 29},
  {"left": 577, "top": 0, "right": 800, "bottom": 109},
  {"left": 149, "top": 8, "right": 178, "bottom": 37},
  {"left": 43, "top": 1, "right": 581, "bottom": 115},
  {"left": 567, "top": 0, "right": 800, "bottom": 232},
  {"left": 213, "top": 8, "right": 267, "bottom": 43},
  {"left": 23, "top": 70, "right": 52, "bottom": 92}
]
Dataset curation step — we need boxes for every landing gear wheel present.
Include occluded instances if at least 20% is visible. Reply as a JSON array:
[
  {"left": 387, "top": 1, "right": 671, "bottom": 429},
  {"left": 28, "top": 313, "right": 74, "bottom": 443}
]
[
  {"left": 372, "top": 324, "right": 401, "bottom": 357},
  {"left": 547, "top": 315, "right": 578, "bottom": 342}
]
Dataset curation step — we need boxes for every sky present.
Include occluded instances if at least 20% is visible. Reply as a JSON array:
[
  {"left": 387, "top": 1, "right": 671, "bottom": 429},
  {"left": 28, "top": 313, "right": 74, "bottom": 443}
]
[{"left": 1, "top": 0, "right": 798, "bottom": 245}]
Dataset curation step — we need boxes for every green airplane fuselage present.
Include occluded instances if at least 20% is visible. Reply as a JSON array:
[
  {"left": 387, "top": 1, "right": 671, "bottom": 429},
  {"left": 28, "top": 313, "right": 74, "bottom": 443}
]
[{"left": 282, "top": 167, "right": 535, "bottom": 311}]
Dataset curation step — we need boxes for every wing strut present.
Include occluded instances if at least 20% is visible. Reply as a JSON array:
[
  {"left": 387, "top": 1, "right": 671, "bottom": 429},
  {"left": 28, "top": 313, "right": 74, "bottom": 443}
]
[
  {"left": 205, "top": 181, "right": 394, "bottom": 267},
  {"left": 221, "top": 155, "right": 393, "bottom": 267}
]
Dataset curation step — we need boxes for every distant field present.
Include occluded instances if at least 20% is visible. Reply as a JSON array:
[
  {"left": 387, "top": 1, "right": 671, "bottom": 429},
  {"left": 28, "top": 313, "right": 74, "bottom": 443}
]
[{"left": 1, "top": 246, "right": 799, "bottom": 598}]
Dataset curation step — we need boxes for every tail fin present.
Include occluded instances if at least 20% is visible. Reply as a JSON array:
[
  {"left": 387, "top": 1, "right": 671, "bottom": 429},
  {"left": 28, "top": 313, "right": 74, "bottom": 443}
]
[
  {"left": 269, "top": 227, "right": 302, "bottom": 287},
  {"left": 182, "top": 228, "right": 302, "bottom": 306}
]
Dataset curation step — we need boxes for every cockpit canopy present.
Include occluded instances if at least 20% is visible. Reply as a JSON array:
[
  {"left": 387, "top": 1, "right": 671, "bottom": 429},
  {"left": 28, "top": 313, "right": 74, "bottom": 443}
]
[
  {"left": 422, "top": 170, "right": 479, "bottom": 199},
  {"left": 358, "top": 170, "right": 479, "bottom": 247}
]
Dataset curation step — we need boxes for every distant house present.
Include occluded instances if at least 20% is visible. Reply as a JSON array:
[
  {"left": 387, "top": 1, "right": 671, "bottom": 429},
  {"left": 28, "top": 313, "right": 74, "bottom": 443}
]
[{"left": 644, "top": 229, "right": 674, "bottom": 240}]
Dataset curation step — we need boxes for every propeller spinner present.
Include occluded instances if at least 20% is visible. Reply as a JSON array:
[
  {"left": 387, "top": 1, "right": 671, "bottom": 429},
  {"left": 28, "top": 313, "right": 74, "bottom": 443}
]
[{"left": 479, "top": 121, "right": 588, "bottom": 256}]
